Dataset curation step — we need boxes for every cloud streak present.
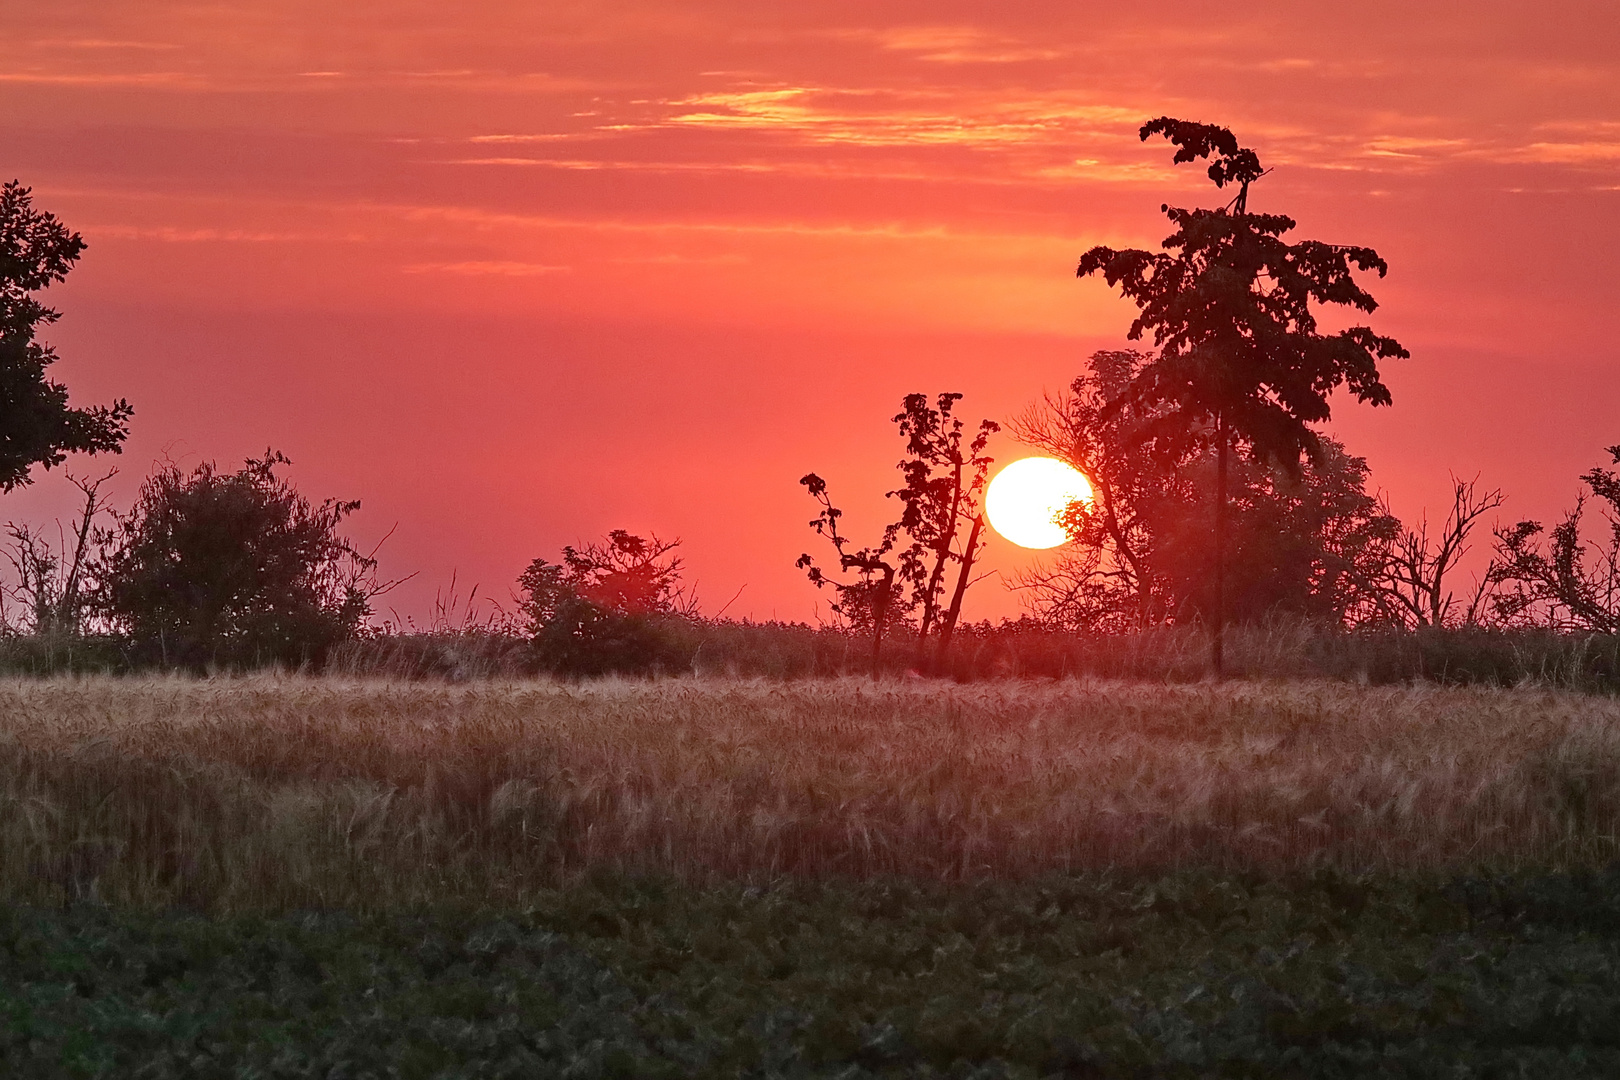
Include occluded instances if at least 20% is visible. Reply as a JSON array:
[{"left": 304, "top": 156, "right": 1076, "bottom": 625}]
[{"left": 402, "top": 261, "right": 572, "bottom": 276}]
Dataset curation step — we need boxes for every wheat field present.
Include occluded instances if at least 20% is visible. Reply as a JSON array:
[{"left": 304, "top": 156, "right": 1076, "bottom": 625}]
[{"left": 2, "top": 675, "right": 1617, "bottom": 910}]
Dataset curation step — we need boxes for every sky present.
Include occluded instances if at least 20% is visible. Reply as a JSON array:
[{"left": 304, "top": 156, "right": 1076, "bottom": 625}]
[{"left": 2, "top": 0, "right": 1618, "bottom": 626}]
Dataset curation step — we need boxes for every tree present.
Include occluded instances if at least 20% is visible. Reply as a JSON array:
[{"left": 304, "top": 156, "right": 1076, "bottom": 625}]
[
  {"left": 1011, "top": 349, "right": 1399, "bottom": 631},
  {"left": 797, "top": 392, "right": 997, "bottom": 674},
  {"left": 888, "top": 393, "right": 998, "bottom": 669},
  {"left": 3, "top": 469, "right": 117, "bottom": 636},
  {"left": 97, "top": 451, "right": 375, "bottom": 668},
  {"left": 796, "top": 473, "right": 905, "bottom": 675},
  {"left": 1373, "top": 476, "right": 1504, "bottom": 628},
  {"left": 1488, "top": 445, "right": 1620, "bottom": 633},
  {"left": 1009, "top": 350, "right": 1164, "bottom": 629},
  {"left": 518, "top": 530, "right": 696, "bottom": 675},
  {"left": 1076, "top": 119, "right": 1408, "bottom": 673},
  {"left": 0, "top": 181, "right": 132, "bottom": 489}
]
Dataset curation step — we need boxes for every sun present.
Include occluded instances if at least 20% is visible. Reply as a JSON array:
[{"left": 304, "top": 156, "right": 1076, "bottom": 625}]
[{"left": 985, "top": 457, "right": 1094, "bottom": 549}]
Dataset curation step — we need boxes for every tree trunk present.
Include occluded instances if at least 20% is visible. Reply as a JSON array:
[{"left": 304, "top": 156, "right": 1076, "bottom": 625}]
[
  {"left": 1213, "top": 414, "right": 1227, "bottom": 679},
  {"left": 935, "top": 514, "right": 984, "bottom": 673},
  {"left": 917, "top": 463, "right": 964, "bottom": 656},
  {"left": 871, "top": 566, "right": 893, "bottom": 678},
  {"left": 1097, "top": 478, "right": 1154, "bottom": 629}
]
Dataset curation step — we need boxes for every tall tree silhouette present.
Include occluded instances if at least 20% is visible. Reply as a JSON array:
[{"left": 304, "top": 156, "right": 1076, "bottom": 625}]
[
  {"left": 1076, "top": 119, "right": 1407, "bottom": 674},
  {"left": 0, "top": 181, "right": 132, "bottom": 489},
  {"left": 889, "top": 393, "right": 997, "bottom": 671},
  {"left": 798, "top": 392, "right": 997, "bottom": 675}
]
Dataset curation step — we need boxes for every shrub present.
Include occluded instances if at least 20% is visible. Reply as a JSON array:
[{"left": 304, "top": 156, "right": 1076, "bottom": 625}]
[
  {"left": 95, "top": 451, "right": 372, "bottom": 670},
  {"left": 518, "top": 531, "right": 697, "bottom": 676}
]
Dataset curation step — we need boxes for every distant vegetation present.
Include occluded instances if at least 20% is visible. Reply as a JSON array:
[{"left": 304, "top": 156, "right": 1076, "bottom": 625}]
[{"left": 1, "top": 167, "right": 1617, "bottom": 683}]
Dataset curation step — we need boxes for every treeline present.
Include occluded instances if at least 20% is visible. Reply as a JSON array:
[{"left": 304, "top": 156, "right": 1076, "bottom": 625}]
[
  {"left": 1010, "top": 350, "right": 1620, "bottom": 638},
  {"left": 0, "top": 369, "right": 1587, "bottom": 678},
  {"left": 0, "top": 313, "right": 1614, "bottom": 685},
  {"left": 1, "top": 157, "right": 1616, "bottom": 685},
  {"left": 1, "top": 440, "right": 1617, "bottom": 691}
]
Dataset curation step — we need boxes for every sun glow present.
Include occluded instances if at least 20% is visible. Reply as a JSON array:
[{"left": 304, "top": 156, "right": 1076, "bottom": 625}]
[{"left": 985, "top": 457, "right": 1093, "bottom": 549}]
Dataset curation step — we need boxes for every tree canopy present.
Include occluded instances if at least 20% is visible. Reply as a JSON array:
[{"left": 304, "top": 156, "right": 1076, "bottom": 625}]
[
  {"left": 1077, "top": 119, "right": 1407, "bottom": 473},
  {"left": 96, "top": 451, "right": 372, "bottom": 668},
  {"left": 518, "top": 530, "right": 695, "bottom": 676},
  {"left": 1012, "top": 350, "right": 1398, "bottom": 631},
  {"left": 0, "top": 181, "right": 132, "bottom": 490}
]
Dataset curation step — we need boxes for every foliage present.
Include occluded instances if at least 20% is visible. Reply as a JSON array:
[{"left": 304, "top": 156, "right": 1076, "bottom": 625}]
[
  {"left": 95, "top": 451, "right": 373, "bottom": 670},
  {"left": 521, "top": 530, "right": 687, "bottom": 622},
  {"left": 0, "top": 633, "right": 130, "bottom": 675},
  {"left": 518, "top": 530, "right": 697, "bottom": 676},
  {"left": 1012, "top": 350, "right": 1399, "bottom": 630},
  {"left": 796, "top": 472, "right": 905, "bottom": 656},
  {"left": 1076, "top": 118, "right": 1407, "bottom": 672},
  {"left": 4, "top": 616, "right": 1616, "bottom": 688},
  {"left": 0, "top": 181, "right": 132, "bottom": 490},
  {"left": 1076, "top": 118, "right": 1406, "bottom": 474},
  {"left": 6, "top": 866, "right": 1620, "bottom": 1076},
  {"left": 888, "top": 392, "right": 998, "bottom": 664},
  {"left": 1491, "top": 444, "right": 1620, "bottom": 633},
  {"left": 1163, "top": 440, "right": 1397, "bottom": 624},
  {"left": 798, "top": 392, "right": 997, "bottom": 671}
]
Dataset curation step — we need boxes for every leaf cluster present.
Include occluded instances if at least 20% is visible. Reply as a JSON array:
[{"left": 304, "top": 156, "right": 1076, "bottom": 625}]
[
  {"left": 0, "top": 181, "right": 131, "bottom": 490},
  {"left": 1491, "top": 445, "right": 1620, "bottom": 633},
  {"left": 518, "top": 531, "right": 696, "bottom": 676},
  {"left": 888, "top": 393, "right": 998, "bottom": 637},
  {"left": 797, "top": 393, "right": 997, "bottom": 644},
  {"left": 1077, "top": 119, "right": 1407, "bottom": 474},
  {"left": 96, "top": 451, "right": 373, "bottom": 669}
]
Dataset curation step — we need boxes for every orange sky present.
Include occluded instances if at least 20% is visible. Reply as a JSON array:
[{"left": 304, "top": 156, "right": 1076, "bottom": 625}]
[{"left": 4, "top": 1, "right": 1618, "bottom": 625}]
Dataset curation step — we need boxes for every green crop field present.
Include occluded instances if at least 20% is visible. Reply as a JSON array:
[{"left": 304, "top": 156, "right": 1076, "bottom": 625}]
[{"left": 3, "top": 676, "right": 1619, "bottom": 1076}]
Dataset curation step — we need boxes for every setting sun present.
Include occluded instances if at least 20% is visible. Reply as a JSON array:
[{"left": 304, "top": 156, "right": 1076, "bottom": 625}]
[{"left": 985, "top": 457, "right": 1093, "bottom": 549}]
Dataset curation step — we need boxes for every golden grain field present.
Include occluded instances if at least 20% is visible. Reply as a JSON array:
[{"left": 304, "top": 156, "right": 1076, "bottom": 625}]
[{"left": 2, "top": 675, "right": 1618, "bottom": 910}]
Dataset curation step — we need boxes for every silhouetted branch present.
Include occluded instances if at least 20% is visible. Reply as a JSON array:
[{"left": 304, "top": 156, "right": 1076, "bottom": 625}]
[{"left": 1373, "top": 475, "right": 1503, "bottom": 628}]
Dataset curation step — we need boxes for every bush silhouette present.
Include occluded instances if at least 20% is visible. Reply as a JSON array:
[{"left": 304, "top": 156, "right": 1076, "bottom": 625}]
[
  {"left": 518, "top": 531, "right": 695, "bottom": 676},
  {"left": 97, "top": 451, "right": 372, "bottom": 669}
]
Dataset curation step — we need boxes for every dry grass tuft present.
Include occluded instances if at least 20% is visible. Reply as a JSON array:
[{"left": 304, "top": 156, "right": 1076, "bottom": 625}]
[{"left": 2, "top": 675, "right": 1618, "bottom": 910}]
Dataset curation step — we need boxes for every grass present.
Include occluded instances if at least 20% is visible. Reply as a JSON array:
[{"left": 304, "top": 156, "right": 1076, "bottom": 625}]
[
  {"left": 3, "top": 675, "right": 1619, "bottom": 910},
  {"left": 6, "top": 622, "right": 1620, "bottom": 691},
  {"left": 6, "top": 675, "right": 1620, "bottom": 1075},
  {"left": 319, "top": 621, "right": 1620, "bottom": 690}
]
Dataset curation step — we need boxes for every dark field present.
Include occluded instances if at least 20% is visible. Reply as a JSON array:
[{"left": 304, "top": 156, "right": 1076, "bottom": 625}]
[
  {"left": 4, "top": 676, "right": 1620, "bottom": 1076},
  {"left": 7, "top": 868, "right": 1620, "bottom": 1078}
]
